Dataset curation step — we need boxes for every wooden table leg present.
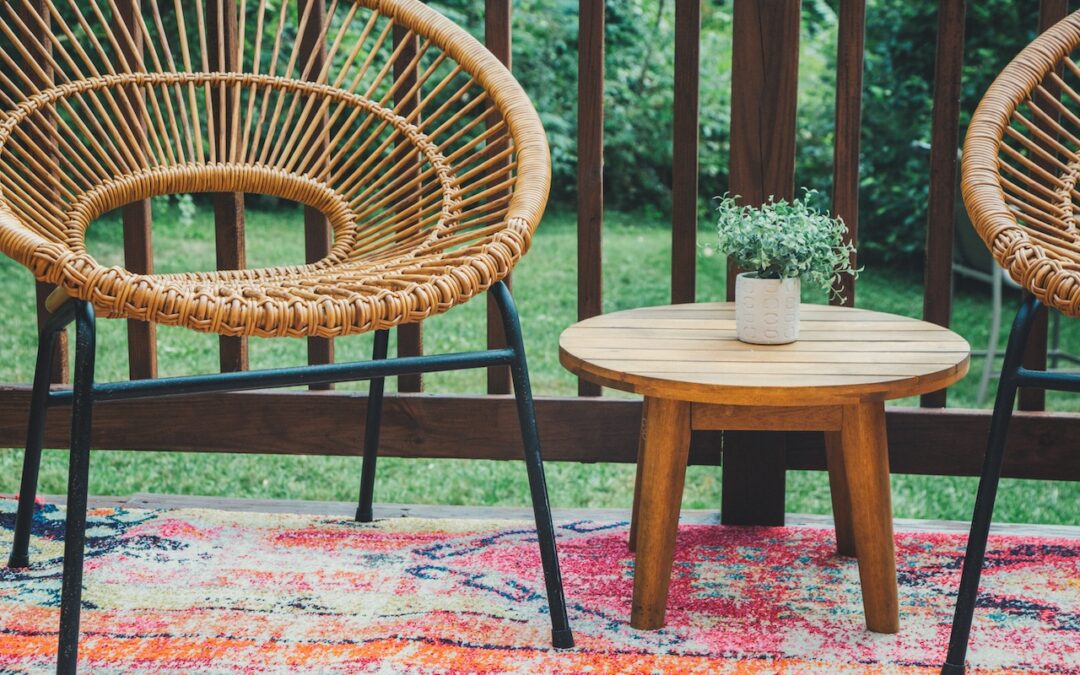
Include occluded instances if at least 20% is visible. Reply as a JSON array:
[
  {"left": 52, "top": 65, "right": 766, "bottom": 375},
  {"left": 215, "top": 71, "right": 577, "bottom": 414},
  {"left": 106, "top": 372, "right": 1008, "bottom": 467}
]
[
  {"left": 824, "top": 430, "right": 856, "bottom": 557},
  {"left": 630, "top": 396, "right": 691, "bottom": 630},
  {"left": 629, "top": 410, "right": 648, "bottom": 553},
  {"left": 840, "top": 401, "right": 899, "bottom": 633}
]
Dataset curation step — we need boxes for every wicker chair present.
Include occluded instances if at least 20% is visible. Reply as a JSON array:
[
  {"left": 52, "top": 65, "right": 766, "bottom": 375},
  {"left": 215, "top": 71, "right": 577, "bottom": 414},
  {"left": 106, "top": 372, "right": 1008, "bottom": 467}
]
[
  {"left": 944, "top": 11, "right": 1080, "bottom": 674},
  {"left": 0, "top": 0, "right": 574, "bottom": 669}
]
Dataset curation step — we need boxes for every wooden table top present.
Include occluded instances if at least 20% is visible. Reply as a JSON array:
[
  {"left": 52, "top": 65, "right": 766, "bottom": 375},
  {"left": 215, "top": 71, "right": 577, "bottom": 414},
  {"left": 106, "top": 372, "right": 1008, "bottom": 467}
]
[{"left": 559, "top": 303, "right": 970, "bottom": 406}]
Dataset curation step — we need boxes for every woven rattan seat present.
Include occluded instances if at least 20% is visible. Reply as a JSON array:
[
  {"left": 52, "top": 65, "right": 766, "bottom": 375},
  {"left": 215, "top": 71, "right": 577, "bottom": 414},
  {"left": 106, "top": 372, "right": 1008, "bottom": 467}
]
[
  {"left": 0, "top": 0, "right": 546, "bottom": 337},
  {"left": 962, "top": 12, "right": 1080, "bottom": 318}
]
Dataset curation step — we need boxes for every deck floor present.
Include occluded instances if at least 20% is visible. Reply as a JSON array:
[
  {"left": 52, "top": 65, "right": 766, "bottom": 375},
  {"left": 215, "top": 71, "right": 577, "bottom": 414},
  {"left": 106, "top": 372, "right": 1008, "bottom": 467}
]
[{"left": 20, "top": 492, "right": 1079, "bottom": 539}]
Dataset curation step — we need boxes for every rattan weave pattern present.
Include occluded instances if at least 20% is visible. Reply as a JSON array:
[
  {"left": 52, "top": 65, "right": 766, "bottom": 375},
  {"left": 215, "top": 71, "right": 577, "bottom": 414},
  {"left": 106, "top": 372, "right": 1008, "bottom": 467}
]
[
  {"left": 962, "top": 11, "right": 1080, "bottom": 317},
  {"left": 0, "top": 0, "right": 549, "bottom": 337}
]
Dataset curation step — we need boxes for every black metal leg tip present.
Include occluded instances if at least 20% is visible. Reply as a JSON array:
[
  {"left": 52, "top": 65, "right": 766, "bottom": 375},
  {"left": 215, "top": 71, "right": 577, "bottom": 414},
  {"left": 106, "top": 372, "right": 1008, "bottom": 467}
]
[
  {"left": 941, "top": 661, "right": 965, "bottom": 675},
  {"left": 355, "top": 506, "right": 372, "bottom": 523},
  {"left": 7, "top": 553, "right": 29, "bottom": 570},
  {"left": 551, "top": 628, "right": 574, "bottom": 649}
]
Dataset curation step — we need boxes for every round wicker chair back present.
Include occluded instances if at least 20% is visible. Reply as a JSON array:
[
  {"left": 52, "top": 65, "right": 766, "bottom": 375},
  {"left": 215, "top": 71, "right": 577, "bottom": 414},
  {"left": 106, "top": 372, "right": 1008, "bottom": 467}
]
[
  {"left": 0, "top": 0, "right": 548, "bottom": 337},
  {"left": 962, "top": 11, "right": 1080, "bottom": 317}
]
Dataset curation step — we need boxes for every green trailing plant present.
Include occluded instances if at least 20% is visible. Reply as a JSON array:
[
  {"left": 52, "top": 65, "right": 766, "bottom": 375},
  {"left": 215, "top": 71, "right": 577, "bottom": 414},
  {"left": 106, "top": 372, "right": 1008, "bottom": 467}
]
[{"left": 713, "top": 191, "right": 859, "bottom": 302}]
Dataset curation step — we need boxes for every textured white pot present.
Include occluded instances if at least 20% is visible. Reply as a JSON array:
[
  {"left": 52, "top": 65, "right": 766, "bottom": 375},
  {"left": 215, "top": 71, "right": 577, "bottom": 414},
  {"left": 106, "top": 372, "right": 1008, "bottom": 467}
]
[{"left": 734, "top": 272, "right": 800, "bottom": 344}]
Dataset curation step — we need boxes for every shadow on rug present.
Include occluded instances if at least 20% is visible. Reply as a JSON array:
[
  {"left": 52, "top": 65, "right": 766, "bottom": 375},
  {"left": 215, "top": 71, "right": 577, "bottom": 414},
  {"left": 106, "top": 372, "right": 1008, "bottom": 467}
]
[{"left": 0, "top": 499, "right": 1077, "bottom": 673}]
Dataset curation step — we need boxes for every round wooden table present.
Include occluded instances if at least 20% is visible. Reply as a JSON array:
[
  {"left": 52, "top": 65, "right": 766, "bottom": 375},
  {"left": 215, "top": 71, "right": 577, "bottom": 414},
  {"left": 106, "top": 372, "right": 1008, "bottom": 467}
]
[{"left": 559, "top": 302, "right": 970, "bottom": 633}]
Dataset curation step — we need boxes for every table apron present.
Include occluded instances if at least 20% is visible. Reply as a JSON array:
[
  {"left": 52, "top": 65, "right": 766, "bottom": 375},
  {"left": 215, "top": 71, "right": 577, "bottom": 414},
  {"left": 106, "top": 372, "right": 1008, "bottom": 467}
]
[{"left": 691, "top": 402, "right": 843, "bottom": 431}]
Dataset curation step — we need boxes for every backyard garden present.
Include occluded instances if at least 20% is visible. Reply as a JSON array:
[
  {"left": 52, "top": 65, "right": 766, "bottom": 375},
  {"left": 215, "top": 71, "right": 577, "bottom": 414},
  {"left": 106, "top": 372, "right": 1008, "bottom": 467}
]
[
  {"left": 0, "top": 0, "right": 1077, "bottom": 527},
  {"left": 1, "top": 0, "right": 1080, "bottom": 671},
  {"left": 0, "top": 201, "right": 1077, "bottom": 524}
]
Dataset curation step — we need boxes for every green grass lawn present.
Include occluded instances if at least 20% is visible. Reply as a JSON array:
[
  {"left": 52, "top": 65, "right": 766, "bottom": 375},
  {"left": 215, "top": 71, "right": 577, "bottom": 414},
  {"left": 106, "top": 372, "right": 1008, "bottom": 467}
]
[{"left": 0, "top": 200, "right": 1077, "bottom": 526}]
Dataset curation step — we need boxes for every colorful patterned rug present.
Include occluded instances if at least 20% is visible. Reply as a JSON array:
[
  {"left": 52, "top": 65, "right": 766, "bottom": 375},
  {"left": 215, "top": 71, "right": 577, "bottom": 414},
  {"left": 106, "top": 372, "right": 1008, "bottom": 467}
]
[{"left": 0, "top": 499, "right": 1078, "bottom": 673}]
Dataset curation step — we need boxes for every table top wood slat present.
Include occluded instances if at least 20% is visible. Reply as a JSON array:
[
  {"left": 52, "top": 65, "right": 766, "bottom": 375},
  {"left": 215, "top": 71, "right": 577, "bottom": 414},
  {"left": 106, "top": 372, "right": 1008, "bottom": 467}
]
[
  {"left": 582, "top": 317, "right": 948, "bottom": 332},
  {"left": 584, "top": 360, "right": 963, "bottom": 377},
  {"left": 571, "top": 327, "right": 958, "bottom": 342},
  {"left": 563, "top": 337, "right": 969, "bottom": 353},
  {"left": 566, "top": 348, "right": 965, "bottom": 365},
  {"left": 559, "top": 303, "right": 970, "bottom": 406}
]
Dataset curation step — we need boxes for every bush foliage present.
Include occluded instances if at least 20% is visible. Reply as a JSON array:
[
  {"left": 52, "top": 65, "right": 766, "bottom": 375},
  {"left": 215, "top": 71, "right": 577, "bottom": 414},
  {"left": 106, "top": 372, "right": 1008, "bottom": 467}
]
[
  {"left": 856, "top": 0, "right": 1039, "bottom": 263},
  {"left": 436, "top": 0, "right": 1040, "bottom": 266}
]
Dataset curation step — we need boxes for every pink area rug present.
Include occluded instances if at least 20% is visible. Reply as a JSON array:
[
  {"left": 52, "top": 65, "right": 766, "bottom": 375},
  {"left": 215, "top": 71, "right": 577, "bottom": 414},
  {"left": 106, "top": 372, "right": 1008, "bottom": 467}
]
[{"left": 1, "top": 498, "right": 1078, "bottom": 673}]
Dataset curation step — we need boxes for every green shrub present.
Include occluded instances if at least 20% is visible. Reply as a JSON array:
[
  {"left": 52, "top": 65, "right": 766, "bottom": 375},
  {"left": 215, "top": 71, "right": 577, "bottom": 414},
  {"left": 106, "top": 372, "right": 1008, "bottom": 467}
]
[
  {"left": 424, "top": 0, "right": 1041, "bottom": 265},
  {"left": 855, "top": 0, "right": 1039, "bottom": 264}
]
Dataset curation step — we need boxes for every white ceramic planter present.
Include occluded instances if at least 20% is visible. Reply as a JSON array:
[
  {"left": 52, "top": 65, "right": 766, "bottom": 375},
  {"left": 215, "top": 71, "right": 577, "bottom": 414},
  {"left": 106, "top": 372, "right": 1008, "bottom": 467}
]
[{"left": 734, "top": 272, "right": 800, "bottom": 344}]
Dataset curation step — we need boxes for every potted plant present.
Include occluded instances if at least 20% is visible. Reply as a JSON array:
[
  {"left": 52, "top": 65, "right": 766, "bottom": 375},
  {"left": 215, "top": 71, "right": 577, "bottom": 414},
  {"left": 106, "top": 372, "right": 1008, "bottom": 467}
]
[{"left": 714, "top": 191, "right": 858, "bottom": 345}]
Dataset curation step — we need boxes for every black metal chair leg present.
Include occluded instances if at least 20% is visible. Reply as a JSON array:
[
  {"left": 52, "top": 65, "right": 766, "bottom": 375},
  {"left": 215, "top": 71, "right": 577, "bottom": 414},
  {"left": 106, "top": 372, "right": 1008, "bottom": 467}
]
[
  {"left": 56, "top": 302, "right": 96, "bottom": 675},
  {"left": 491, "top": 281, "right": 574, "bottom": 649},
  {"left": 356, "top": 329, "right": 389, "bottom": 523},
  {"left": 942, "top": 295, "right": 1041, "bottom": 675},
  {"left": 8, "top": 323, "right": 65, "bottom": 569}
]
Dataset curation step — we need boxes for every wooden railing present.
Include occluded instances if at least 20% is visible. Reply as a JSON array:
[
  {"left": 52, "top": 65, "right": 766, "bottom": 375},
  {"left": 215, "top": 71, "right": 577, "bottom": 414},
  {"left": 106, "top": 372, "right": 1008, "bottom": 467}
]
[{"left": 0, "top": 0, "right": 1078, "bottom": 521}]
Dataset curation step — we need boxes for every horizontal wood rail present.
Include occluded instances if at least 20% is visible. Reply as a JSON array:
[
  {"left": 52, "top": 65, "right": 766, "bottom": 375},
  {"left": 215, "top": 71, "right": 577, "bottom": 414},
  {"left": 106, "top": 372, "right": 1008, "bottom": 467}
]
[{"left": 0, "top": 388, "right": 1075, "bottom": 481}]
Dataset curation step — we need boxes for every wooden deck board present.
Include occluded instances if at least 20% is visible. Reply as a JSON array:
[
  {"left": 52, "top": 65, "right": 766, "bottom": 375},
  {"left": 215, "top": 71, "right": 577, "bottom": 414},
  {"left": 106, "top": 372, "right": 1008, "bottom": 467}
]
[{"left": 12, "top": 492, "right": 1078, "bottom": 538}]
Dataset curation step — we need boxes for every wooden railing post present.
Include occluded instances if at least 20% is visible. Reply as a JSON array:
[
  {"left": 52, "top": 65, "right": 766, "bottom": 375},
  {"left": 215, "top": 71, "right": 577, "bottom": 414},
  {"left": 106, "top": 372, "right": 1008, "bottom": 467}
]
[
  {"left": 299, "top": 0, "right": 334, "bottom": 389},
  {"left": 671, "top": 0, "right": 701, "bottom": 306},
  {"left": 18, "top": 0, "right": 68, "bottom": 385},
  {"left": 577, "top": 0, "right": 604, "bottom": 398},
  {"left": 485, "top": 0, "right": 513, "bottom": 395},
  {"left": 208, "top": 0, "right": 248, "bottom": 373},
  {"left": 723, "top": 0, "right": 801, "bottom": 527},
  {"left": 832, "top": 0, "right": 866, "bottom": 308},
  {"left": 727, "top": 1, "right": 800, "bottom": 293},
  {"left": 116, "top": 0, "right": 157, "bottom": 381},
  {"left": 393, "top": 23, "right": 423, "bottom": 393},
  {"left": 921, "top": 0, "right": 965, "bottom": 408}
]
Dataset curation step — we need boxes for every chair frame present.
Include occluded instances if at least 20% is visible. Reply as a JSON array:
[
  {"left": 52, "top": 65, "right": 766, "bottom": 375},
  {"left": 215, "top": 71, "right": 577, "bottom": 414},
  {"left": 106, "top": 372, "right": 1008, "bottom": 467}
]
[
  {"left": 940, "top": 8, "right": 1080, "bottom": 671},
  {"left": 0, "top": 0, "right": 576, "bottom": 667},
  {"left": 942, "top": 295, "right": 1080, "bottom": 674},
  {"left": 910, "top": 141, "right": 1079, "bottom": 405},
  {"left": 7, "top": 280, "right": 574, "bottom": 673},
  {"left": 954, "top": 261, "right": 1080, "bottom": 404}
]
